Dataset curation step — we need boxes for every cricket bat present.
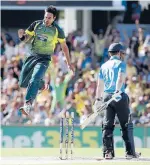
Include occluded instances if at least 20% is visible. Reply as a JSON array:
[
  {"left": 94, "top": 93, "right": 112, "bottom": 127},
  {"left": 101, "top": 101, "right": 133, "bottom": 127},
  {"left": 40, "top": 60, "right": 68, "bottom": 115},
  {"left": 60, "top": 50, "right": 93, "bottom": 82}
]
[{"left": 80, "top": 92, "right": 122, "bottom": 130}]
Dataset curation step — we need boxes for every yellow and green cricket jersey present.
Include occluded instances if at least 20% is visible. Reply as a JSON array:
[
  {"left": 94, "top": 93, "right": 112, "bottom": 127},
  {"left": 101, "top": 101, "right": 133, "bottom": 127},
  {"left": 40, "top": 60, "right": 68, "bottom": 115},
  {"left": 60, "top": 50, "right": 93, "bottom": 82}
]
[{"left": 25, "top": 20, "right": 65, "bottom": 55}]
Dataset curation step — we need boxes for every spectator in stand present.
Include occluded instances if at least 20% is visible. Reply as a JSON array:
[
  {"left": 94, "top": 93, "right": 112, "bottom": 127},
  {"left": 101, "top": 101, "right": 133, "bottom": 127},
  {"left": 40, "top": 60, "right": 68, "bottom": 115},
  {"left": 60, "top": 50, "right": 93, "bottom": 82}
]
[
  {"left": 50, "top": 71, "right": 73, "bottom": 113},
  {"left": 126, "top": 58, "right": 137, "bottom": 78},
  {"left": 73, "top": 29, "right": 88, "bottom": 48},
  {"left": 131, "top": 2, "right": 142, "bottom": 22},
  {"left": 2, "top": 66, "right": 18, "bottom": 91},
  {"left": 91, "top": 25, "right": 112, "bottom": 62},
  {"left": 1, "top": 33, "right": 16, "bottom": 60}
]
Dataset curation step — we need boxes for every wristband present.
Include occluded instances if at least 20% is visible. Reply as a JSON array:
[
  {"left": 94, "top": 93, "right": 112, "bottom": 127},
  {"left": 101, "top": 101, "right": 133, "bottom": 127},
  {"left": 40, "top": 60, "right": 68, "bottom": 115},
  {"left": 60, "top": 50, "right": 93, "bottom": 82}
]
[{"left": 19, "top": 35, "right": 25, "bottom": 41}]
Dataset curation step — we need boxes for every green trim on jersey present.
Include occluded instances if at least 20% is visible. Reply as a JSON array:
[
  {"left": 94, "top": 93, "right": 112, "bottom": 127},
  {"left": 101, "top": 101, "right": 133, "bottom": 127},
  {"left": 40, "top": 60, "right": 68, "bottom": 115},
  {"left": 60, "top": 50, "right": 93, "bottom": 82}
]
[{"left": 53, "top": 22, "right": 65, "bottom": 43}]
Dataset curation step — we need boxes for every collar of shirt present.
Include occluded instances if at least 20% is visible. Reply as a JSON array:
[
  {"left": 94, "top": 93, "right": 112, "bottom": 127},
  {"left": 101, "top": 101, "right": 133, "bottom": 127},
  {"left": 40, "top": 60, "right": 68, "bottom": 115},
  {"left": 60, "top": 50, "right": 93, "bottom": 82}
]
[
  {"left": 110, "top": 55, "right": 120, "bottom": 60},
  {"left": 42, "top": 20, "right": 53, "bottom": 27}
]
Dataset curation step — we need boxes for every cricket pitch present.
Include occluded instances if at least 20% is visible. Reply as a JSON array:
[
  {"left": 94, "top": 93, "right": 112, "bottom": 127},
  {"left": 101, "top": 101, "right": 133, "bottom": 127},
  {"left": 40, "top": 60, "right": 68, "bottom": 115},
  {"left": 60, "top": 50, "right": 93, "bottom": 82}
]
[{"left": 1, "top": 148, "right": 150, "bottom": 165}]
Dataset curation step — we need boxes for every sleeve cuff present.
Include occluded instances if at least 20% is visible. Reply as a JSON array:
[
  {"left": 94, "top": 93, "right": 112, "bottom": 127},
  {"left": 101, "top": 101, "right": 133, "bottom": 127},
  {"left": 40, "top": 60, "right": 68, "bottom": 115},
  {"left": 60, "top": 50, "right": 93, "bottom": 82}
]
[
  {"left": 57, "top": 38, "right": 65, "bottom": 43},
  {"left": 25, "top": 30, "right": 35, "bottom": 36}
]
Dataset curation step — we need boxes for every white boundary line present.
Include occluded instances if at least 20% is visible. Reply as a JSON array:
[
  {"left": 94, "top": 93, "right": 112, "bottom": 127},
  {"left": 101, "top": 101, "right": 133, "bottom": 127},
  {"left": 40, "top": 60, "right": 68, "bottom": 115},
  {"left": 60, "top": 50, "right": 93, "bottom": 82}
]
[{"left": 1, "top": 156, "right": 150, "bottom": 164}]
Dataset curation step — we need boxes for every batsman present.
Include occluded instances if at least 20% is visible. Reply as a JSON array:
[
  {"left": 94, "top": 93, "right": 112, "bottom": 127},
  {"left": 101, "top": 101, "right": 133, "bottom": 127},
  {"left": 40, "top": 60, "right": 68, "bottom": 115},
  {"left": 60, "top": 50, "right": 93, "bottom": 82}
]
[
  {"left": 18, "top": 6, "right": 74, "bottom": 116},
  {"left": 94, "top": 42, "right": 141, "bottom": 159}
]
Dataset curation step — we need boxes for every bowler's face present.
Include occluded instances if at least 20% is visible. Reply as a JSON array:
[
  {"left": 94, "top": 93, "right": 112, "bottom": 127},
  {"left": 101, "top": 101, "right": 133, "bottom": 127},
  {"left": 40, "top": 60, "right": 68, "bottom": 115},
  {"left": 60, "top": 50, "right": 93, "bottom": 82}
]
[{"left": 44, "top": 12, "right": 56, "bottom": 26}]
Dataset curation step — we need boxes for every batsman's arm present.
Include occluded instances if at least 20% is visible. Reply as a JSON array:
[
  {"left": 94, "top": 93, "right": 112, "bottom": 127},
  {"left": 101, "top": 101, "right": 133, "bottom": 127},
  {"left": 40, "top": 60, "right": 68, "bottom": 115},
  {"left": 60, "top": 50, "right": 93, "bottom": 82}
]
[
  {"left": 116, "top": 62, "right": 126, "bottom": 91},
  {"left": 96, "top": 73, "right": 104, "bottom": 99},
  {"left": 116, "top": 72, "right": 126, "bottom": 91}
]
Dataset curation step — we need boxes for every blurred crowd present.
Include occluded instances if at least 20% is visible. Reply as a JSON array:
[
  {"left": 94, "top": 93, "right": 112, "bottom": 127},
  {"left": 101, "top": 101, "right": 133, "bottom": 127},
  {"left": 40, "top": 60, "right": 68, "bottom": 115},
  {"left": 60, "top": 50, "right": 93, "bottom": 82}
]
[{"left": 1, "top": 20, "right": 150, "bottom": 126}]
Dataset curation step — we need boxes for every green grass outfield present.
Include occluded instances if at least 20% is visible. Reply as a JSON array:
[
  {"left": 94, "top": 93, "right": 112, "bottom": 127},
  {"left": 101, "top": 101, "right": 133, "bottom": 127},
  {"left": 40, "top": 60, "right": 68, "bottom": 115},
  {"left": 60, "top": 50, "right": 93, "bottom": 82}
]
[{"left": 1, "top": 148, "right": 150, "bottom": 165}]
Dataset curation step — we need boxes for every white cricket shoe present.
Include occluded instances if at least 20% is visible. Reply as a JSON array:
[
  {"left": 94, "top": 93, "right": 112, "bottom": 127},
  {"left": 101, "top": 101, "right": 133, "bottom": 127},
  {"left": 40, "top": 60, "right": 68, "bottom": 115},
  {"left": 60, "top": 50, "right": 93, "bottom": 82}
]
[
  {"left": 19, "top": 102, "right": 32, "bottom": 117},
  {"left": 126, "top": 152, "right": 141, "bottom": 159},
  {"left": 104, "top": 152, "right": 113, "bottom": 160}
]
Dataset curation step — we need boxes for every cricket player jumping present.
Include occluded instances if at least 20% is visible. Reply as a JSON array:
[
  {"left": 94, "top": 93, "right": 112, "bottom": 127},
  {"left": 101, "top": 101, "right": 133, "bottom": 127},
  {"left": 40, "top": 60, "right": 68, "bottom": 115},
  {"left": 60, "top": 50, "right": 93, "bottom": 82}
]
[
  {"left": 94, "top": 42, "right": 141, "bottom": 159},
  {"left": 18, "top": 6, "right": 74, "bottom": 116}
]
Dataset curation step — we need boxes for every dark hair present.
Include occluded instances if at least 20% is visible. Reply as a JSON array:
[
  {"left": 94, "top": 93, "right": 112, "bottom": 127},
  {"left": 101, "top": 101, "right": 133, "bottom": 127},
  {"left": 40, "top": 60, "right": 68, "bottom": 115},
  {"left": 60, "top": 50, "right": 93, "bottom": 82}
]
[
  {"left": 45, "top": 5, "right": 57, "bottom": 17},
  {"left": 109, "top": 51, "right": 119, "bottom": 56}
]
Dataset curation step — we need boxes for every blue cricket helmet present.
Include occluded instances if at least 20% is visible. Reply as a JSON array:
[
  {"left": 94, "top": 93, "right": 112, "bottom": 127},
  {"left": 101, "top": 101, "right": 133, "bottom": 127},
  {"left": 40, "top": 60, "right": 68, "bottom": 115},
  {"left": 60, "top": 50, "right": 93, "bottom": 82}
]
[{"left": 108, "top": 43, "right": 126, "bottom": 53}]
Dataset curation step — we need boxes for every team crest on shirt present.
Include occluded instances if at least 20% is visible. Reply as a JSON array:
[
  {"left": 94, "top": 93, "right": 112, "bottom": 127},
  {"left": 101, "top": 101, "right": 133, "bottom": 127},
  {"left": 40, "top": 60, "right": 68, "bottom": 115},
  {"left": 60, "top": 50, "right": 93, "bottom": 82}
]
[{"left": 37, "top": 34, "right": 48, "bottom": 42}]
